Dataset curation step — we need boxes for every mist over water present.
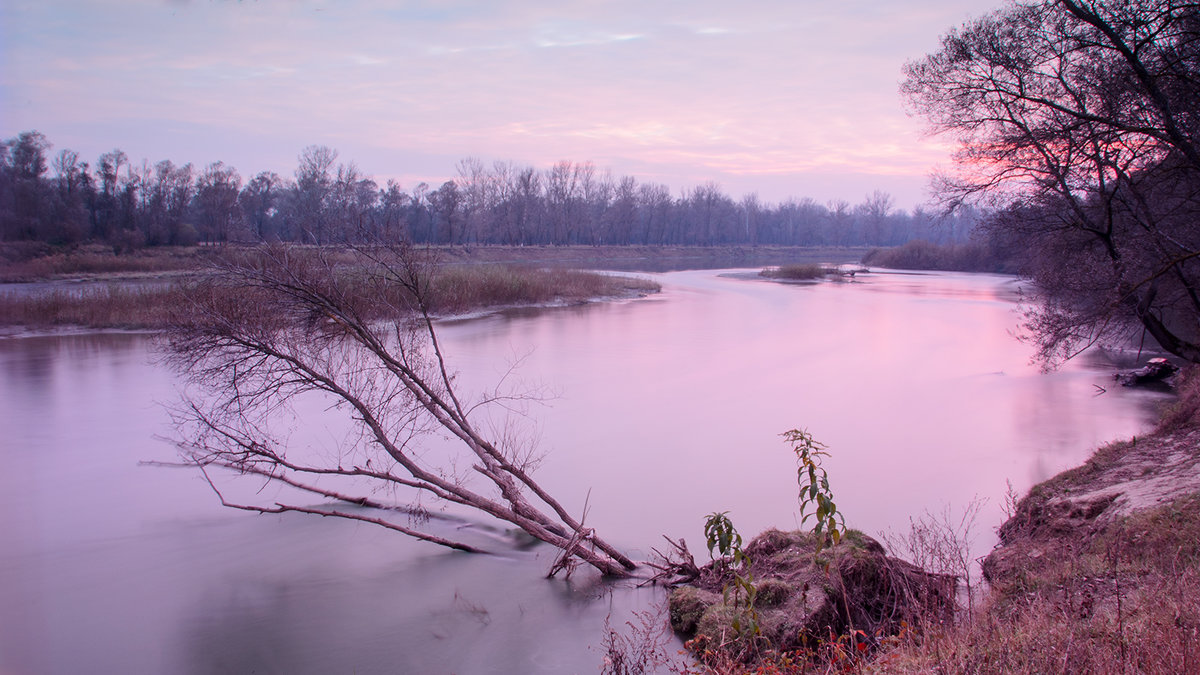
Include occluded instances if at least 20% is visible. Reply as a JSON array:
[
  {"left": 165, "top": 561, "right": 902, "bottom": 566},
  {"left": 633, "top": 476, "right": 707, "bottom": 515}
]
[{"left": 0, "top": 269, "right": 1171, "bottom": 674}]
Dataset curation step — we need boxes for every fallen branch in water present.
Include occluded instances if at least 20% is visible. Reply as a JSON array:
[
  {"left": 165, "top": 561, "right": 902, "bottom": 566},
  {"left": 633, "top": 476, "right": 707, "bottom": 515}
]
[{"left": 162, "top": 242, "right": 636, "bottom": 576}]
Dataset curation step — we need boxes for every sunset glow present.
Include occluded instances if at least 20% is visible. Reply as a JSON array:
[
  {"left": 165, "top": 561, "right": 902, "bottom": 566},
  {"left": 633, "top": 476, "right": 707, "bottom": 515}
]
[{"left": 1, "top": 0, "right": 999, "bottom": 208}]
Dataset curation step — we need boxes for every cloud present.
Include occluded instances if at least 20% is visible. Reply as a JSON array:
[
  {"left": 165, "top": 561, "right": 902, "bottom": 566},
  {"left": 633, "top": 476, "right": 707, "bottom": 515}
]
[{"left": 1, "top": 0, "right": 1000, "bottom": 207}]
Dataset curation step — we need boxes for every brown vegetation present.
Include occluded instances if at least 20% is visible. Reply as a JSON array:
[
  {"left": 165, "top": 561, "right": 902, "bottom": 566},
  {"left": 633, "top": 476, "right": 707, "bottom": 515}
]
[
  {"left": 0, "top": 242, "right": 217, "bottom": 282},
  {"left": 0, "top": 247, "right": 660, "bottom": 330},
  {"left": 873, "top": 368, "right": 1200, "bottom": 674},
  {"left": 861, "top": 240, "right": 1016, "bottom": 274},
  {"left": 759, "top": 264, "right": 840, "bottom": 281},
  {"left": 422, "top": 264, "right": 657, "bottom": 314},
  {"left": 0, "top": 284, "right": 181, "bottom": 329},
  {"left": 1, "top": 242, "right": 875, "bottom": 281}
]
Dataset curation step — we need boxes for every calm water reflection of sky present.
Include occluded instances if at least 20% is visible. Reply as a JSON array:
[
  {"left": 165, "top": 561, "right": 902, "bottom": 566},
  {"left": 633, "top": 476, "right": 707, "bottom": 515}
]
[{"left": 0, "top": 269, "right": 1172, "bottom": 674}]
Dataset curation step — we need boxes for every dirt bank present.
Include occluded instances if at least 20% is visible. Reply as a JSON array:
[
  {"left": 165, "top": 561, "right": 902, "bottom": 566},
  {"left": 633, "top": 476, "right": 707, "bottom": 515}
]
[
  {"left": 933, "top": 369, "right": 1200, "bottom": 674},
  {"left": 984, "top": 369, "right": 1200, "bottom": 590},
  {"left": 674, "top": 369, "right": 1200, "bottom": 673}
]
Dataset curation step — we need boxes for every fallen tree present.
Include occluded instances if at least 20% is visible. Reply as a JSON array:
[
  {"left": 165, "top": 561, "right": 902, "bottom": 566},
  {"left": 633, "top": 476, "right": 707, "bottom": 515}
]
[{"left": 161, "top": 243, "right": 635, "bottom": 576}]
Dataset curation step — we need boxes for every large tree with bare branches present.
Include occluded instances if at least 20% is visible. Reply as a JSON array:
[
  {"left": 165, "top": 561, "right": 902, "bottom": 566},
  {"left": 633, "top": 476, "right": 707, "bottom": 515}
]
[
  {"left": 903, "top": 0, "right": 1200, "bottom": 364},
  {"left": 162, "top": 244, "right": 635, "bottom": 577}
]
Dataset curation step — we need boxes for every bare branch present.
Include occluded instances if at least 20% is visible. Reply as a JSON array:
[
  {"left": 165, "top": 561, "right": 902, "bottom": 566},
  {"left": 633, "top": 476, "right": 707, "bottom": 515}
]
[{"left": 161, "top": 243, "right": 635, "bottom": 576}]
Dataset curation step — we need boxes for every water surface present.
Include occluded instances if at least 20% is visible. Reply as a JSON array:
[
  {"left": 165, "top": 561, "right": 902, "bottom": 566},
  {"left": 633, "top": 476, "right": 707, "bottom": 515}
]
[{"left": 0, "top": 269, "right": 1171, "bottom": 674}]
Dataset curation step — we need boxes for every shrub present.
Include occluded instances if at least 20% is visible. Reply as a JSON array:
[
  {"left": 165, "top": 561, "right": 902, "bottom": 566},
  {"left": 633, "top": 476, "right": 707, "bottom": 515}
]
[
  {"left": 862, "top": 239, "right": 1016, "bottom": 273},
  {"left": 1157, "top": 365, "right": 1200, "bottom": 432}
]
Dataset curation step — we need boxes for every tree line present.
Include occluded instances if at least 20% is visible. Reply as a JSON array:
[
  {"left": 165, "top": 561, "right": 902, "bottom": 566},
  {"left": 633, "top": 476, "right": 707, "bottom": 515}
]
[{"left": 0, "top": 132, "right": 979, "bottom": 250}]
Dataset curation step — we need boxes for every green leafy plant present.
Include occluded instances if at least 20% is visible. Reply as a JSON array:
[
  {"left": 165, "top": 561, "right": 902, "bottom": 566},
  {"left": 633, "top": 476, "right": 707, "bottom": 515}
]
[
  {"left": 703, "top": 511, "right": 759, "bottom": 636},
  {"left": 784, "top": 428, "right": 846, "bottom": 553},
  {"left": 704, "top": 511, "right": 743, "bottom": 563}
]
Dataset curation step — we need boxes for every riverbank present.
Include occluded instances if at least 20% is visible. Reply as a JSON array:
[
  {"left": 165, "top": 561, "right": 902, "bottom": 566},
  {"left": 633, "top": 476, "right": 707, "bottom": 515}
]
[
  {"left": 868, "top": 369, "right": 1200, "bottom": 674},
  {"left": 0, "top": 246, "right": 664, "bottom": 332},
  {"left": 1, "top": 242, "right": 873, "bottom": 283},
  {"left": 662, "top": 369, "right": 1199, "bottom": 674}
]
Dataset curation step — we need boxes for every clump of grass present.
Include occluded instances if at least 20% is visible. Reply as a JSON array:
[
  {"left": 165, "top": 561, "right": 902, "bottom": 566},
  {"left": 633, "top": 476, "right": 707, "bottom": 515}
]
[
  {"left": 0, "top": 243, "right": 221, "bottom": 282},
  {"left": 760, "top": 264, "right": 837, "bottom": 281},
  {"left": 871, "top": 495, "right": 1200, "bottom": 674},
  {"left": 0, "top": 263, "right": 660, "bottom": 329},
  {"left": 424, "top": 265, "right": 658, "bottom": 314},
  {"left": 0, "top": 284, "right": 182, "bottom": 329}
]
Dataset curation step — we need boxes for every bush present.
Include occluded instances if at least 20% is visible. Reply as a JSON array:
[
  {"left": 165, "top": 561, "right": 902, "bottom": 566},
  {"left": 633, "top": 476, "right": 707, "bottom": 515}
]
[
  {"left": 1157, "top": 365, "right": 1200, "bottom": 432},
  {"left": 759, "top": 263, "right": 834, "bottom": 281},
  {"left": 862, "top": 239, "right": 1016, "bottom": 273}
]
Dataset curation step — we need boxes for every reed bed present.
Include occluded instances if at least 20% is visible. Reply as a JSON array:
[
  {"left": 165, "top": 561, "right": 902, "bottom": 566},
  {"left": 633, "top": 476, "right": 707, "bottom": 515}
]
[
  {"left": 759, "top": 263, "right": 839, "bottom": 280},
  {"left": 426, "top": 265, "right": 657, "bottom": 313},
  {"left": 0, "top": 285, "right": 180, "bottom": 329},
  {"left": 0, "top": 244, "right": 220, "bottom": 282},
  {"left": 0, "top": 264, "right": 659, "bottom": 330}
]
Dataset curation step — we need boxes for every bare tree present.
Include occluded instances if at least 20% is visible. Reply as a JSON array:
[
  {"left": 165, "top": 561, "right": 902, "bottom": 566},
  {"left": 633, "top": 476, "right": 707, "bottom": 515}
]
[
  {"left": 193, "top": 162, "right": 243, "bottom": 245},
  {"left": 903, "top": 0, "right": 1200, "bottom": 364},
  {"left": 239, "top": 171, "right": 283, "bottom": 241},
  {"left": 294, "top": 145, "right": 337, "bottom": 244},
  {"left": 162, "top": 244, "right": 636, "bottom": 577}
]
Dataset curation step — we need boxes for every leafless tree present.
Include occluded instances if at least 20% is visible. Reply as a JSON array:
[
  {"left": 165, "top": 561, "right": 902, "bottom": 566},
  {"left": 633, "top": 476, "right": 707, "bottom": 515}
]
[
  {"left": 903, "top": 0, "right": 1200, "bottom": 364},
  {"left": 161, "top": 244, "right": 636, "bottom": 577},
  {"left": 193, "top": 161, "right": 242, "bottom": 245},
  {"left": 293, "top": 145, "right": 337, "bottom": 244}
]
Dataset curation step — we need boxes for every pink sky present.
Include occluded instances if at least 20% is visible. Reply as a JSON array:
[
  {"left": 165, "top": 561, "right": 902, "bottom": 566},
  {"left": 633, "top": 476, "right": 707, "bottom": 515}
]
[{"left": 1, "top": 0, "right": 1002, "bottom": 210}]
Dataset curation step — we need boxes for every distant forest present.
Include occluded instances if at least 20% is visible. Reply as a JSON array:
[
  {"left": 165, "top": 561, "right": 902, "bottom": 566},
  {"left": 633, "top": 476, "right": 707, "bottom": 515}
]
[{"left": 0, "top": 130, "right": 980, "bottom": 250}]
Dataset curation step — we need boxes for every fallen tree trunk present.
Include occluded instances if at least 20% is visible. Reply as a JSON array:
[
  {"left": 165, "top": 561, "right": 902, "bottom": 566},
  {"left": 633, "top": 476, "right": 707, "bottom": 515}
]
[{"left": 162, "top": 243, "right": 635, "bottom": 576}]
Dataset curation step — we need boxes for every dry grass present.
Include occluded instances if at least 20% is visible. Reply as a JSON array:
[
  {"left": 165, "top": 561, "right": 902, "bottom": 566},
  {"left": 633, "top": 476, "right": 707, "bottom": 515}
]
[
  {"left": 759, "top": 264, "right": 837, "bottom": 281},
  {"left": 866, "top": 370, "right": 1200, "bottom": 675},
  {"left": 1158, "top": 366, "right": 1200, "bottom": 432},
  {"left": 0, "top": 284, "right": 182, "bottom": 329},
  {"left": 2, "top": 242, "right": 872, "bottom": 281},
  {"left": 0, "top": 262, "right": 659, "bottom": 330},
  {"left": 0, "top": 243, "right": 220, "bottom": 282},
  {"left": 426, "top": 264, "right": 658, "bottom": 313},
  {"left": 669, "top": 498, "right": 1200, "bottom": 675},
  {"left": 870, "top": 495, "right": 1200, "bottom": 675}
]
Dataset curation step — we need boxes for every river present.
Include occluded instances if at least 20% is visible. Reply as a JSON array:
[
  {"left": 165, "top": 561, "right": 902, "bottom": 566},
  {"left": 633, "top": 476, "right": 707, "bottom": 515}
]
[{"left": 0, "top": 268, "right": 1172, "bottom": 674}]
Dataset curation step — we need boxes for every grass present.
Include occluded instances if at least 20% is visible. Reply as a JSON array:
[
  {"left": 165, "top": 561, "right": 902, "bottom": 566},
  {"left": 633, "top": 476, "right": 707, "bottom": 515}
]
[
  {"left": 425, "top": 264, "right": 658, "bottom": 314},
  {"left": 0, "top": 262, "right": 659, "bottom": 330},
  {"left": 872, "top": 373, "right": 1200, "bottom": 674},
  {"left": 861, "top": 240, "right": 1016, "bottom": 274},
  {"left": 2, "top": 242, "right": 875, "bottom": 281},
  {"left": 759, "top": 264, "right": 840, "bottom": 281},
  {"left": 0, "top": 242, "right": 220, "bottom": 282},
  {"left": 869, "top": 495, "right": 1200, "bottom": 675},
  {"left": 666, "top": 499, "right": 1200, "bottom": 675},
  {"left": 0, "top": 284, "right": 182, "bottom": 329}
]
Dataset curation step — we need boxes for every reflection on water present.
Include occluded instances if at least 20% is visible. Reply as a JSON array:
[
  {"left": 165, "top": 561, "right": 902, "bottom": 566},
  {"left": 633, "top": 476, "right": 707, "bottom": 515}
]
[{"left": 0, "top": 269, "right": 1173, "bottom": 674}]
